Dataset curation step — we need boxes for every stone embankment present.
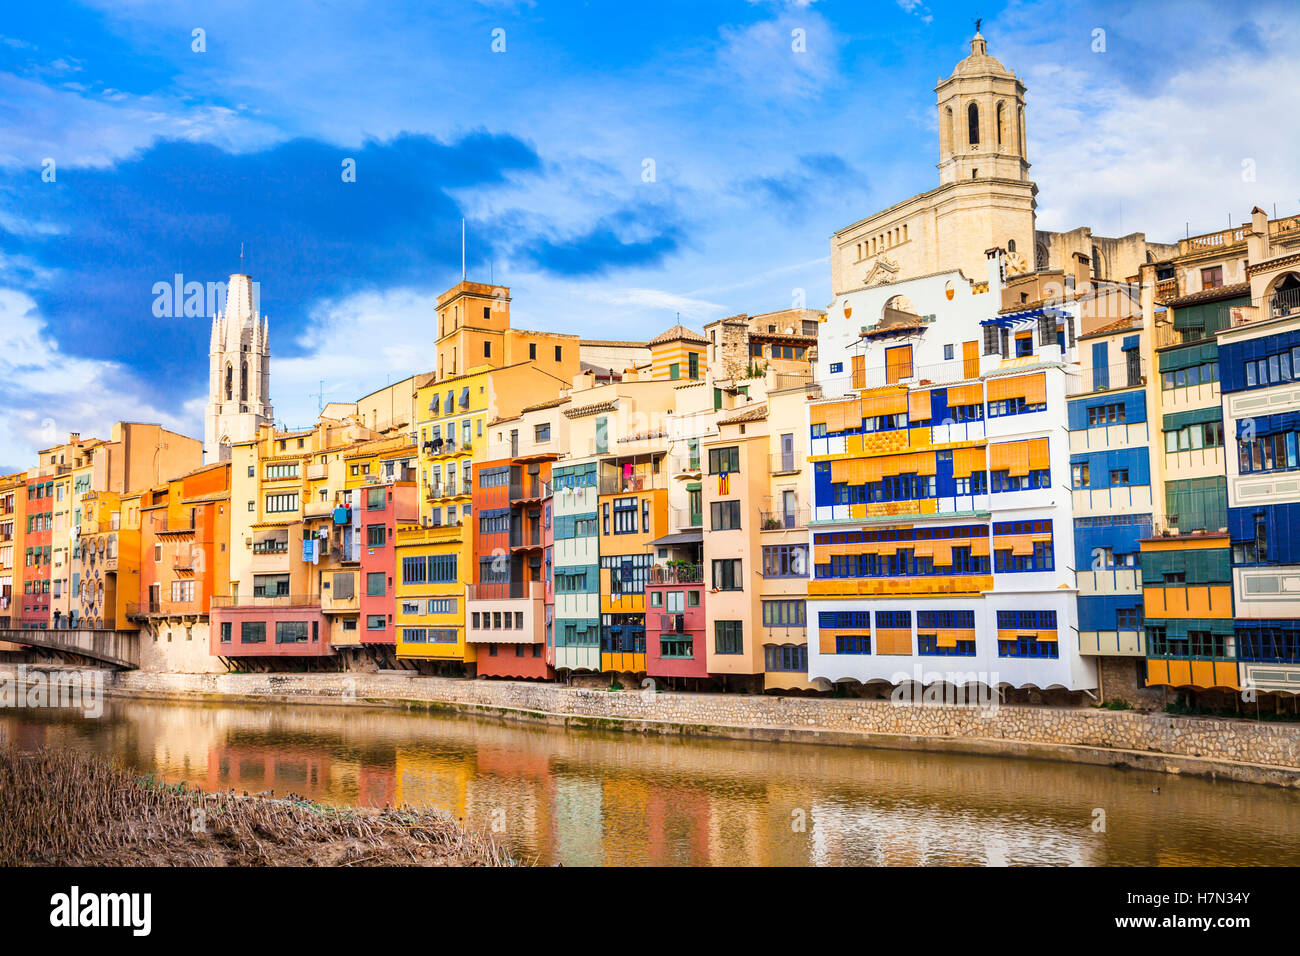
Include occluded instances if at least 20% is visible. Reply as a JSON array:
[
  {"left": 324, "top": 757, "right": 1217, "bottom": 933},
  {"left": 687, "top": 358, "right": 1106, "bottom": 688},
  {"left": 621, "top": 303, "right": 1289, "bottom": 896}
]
[{"left": 29, "top": 667, "right": 1291, "bottom": 788}]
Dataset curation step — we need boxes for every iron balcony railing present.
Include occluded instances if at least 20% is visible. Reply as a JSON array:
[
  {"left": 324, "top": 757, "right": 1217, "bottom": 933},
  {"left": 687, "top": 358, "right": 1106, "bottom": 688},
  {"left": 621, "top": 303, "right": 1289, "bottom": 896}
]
[
  {"left": 770, "top": 453, "right": 800, "bottom": 474},
  {"left": 650, "top": 563, "right": 702, "bottom": 585},
  {"left": 759, "top": 509, "right": 809, "bottom": 530},
  {"left": 509, "top": 477, "right": 551, "bottom": 501},
  {"left": 599, "top": 473, "right": 665, "bottom": 495},
  {"left": 210, "top": 594, "right": 318, "bottom": 609},
  {"left": 467, "top": 581, "right": 544, "bottom": 602},
  {"left": 509, "top": 523, "right": 543, "bottom": 548}
]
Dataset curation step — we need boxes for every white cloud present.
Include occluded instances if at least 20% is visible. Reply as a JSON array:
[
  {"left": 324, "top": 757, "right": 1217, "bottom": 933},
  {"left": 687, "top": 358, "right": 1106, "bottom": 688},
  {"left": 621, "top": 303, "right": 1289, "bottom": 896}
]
[
  {"left": 994, "top": 3, "right": 1300, "bottom": 240},
  {"left": 0, "top": 288, "right": 198, "bottom": 469}
]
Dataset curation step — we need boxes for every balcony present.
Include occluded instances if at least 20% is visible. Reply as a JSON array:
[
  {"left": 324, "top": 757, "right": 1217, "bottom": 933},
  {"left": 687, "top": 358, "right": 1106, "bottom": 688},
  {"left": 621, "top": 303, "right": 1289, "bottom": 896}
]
[
  {"left": 467, "top": 581, "right": 544, "bottom": 602},
  {"left": 210, "top": 593, "right": 318, "bottom": 609},
  {"left": 509, "top": 522, "right": 543, "bottom": 549},
  {"left": 302, "top": 499, "right": 334, "bottom": 519},
  {"left": 509, "top": 477, "right": 550, "bottom": 502},
  {"left": 650, "top": 563, "right": 702, "bottom": 585},
  {"left": 770, "top": 452, "right": 801, "bottom": 475},
  {"left": 759, "top": 509, "right": 808, "bottom": 531},
  {"left": 599, "top": 472, "right": 665, "bottom": 495}
]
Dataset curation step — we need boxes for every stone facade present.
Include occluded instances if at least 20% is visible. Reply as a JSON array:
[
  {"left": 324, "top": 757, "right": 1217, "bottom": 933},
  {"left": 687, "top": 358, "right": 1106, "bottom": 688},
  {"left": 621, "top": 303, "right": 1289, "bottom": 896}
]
[{"left": 72, "top": 667, "right": 1300, "bottom": 777}]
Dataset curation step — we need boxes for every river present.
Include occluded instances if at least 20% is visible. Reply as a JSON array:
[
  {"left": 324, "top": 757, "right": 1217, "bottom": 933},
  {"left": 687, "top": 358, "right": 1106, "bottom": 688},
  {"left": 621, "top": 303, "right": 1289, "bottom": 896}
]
[{"left": 3, "top": 697, "right": 1297, "bottom": 865}]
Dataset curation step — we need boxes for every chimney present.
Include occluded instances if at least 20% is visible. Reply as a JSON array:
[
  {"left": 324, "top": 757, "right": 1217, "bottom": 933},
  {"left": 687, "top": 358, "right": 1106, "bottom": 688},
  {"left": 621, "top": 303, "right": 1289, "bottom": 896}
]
[
  {"left": 1248, "top": 206, "right": 1269, "bottom": 265},
  {"left": 1072, "top": 252, "right": 1091, "bottom": 293},
  {"left": 985, "top": 247, "right": 1005, "bottom": 296},
  {"left": 622, "top": 367, "right": 639, "bottom": 382},
  {"left": 571, "top": 369, "right": 595, "bottom": 391},
  {"left": 68, "top": 432, "right": 80, "bottom": 444}
]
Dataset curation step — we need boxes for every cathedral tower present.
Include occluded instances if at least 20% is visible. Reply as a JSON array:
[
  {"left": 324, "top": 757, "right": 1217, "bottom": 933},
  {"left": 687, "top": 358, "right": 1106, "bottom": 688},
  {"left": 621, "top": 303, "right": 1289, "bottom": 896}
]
[
  {"left": 204, "top": 273, "right": 273, "bottom": 462},
  {"left": 936, "top": 32, "right": 1031, "bottom": 185}
]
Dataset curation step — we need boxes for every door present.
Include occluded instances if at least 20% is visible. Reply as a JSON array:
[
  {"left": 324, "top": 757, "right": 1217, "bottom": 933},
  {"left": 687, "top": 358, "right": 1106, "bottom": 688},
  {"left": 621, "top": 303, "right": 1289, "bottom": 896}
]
[
  {"left": 782, "top": 489, "right": 797, "bottom": 528},
  {"left": 780, "top": 433, "right": 794, "bottom": 472},
  {"left": 962, "top": 341, "right": 979, "bottom": 379}
]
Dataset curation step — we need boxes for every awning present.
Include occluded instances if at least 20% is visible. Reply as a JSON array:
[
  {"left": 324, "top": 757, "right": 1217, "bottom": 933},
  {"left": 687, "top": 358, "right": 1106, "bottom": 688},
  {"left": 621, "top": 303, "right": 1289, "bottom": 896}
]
[
  {"left": 650, "top": 530, "right": 703, "bottom": 547},
  {"left": 459, "top": 387, "right": 471, "bottom": 408}
]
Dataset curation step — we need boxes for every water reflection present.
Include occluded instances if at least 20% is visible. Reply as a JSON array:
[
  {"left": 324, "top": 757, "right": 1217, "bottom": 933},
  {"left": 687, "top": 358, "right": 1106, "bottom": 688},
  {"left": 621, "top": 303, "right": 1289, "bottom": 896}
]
[{"left": 3, "top": 699, "right": 1297, "bottom": 866}]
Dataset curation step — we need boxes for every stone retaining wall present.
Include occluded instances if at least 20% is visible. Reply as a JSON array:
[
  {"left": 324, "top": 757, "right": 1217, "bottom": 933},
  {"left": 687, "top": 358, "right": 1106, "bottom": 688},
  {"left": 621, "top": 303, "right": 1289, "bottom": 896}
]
[{"left": 78, "top": 668, "right": 1300, "bottom": 775}]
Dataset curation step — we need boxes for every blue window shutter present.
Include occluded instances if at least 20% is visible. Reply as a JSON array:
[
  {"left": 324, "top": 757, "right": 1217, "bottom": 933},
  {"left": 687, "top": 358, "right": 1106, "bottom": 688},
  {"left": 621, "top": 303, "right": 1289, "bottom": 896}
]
[{"left": 1092, "top": 342, "right": 1109, "bottom": 389}]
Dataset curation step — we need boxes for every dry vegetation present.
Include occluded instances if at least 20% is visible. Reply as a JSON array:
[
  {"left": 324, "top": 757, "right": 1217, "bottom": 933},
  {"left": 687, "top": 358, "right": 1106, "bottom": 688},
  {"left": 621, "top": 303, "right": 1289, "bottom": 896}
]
[{"left": 0, "top": 745, "right": 517, "bottom": 867}]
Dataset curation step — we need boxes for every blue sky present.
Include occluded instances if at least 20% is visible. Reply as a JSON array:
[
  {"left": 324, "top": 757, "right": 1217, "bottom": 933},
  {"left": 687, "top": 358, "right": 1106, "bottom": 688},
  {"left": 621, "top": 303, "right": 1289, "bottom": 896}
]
[{"left": 2, "top": 0, "right": 1298, "bottom": 470}]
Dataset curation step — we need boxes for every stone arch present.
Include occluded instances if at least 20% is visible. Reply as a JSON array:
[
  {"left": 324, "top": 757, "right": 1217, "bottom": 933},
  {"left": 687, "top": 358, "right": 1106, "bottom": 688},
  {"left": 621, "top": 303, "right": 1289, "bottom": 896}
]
[
  {"left": 1267, "top": 272, "right": 1300, "bottom": 316},
  {"left": 967, "top": 102, "right": 980, "bottom": 145},
  {"left": 996, "top": 101, "right": 1006, "bottom": 146}
]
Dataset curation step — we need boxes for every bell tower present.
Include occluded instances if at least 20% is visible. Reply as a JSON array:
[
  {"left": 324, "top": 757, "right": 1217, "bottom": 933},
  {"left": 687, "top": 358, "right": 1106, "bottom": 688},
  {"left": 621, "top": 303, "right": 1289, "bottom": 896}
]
[
  {"left": 204, "top": 273, "right": 273, "bottom": 463},
  {"left": 936, "top": 32, "right": 1030, "bottom": 185}
]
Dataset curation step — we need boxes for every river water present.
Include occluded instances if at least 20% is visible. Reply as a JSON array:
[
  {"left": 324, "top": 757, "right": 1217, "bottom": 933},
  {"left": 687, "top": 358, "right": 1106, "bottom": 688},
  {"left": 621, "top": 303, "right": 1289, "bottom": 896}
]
[{"left": 3, "top": 697, "right": 1296, "bottom": 866}]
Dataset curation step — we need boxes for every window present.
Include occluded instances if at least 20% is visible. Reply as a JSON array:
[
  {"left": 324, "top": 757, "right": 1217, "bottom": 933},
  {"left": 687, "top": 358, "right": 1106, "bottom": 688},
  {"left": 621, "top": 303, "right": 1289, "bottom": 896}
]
[
  {"left": 943, "top": 344, "right": 954, "bottom": 360},
  {"left": 1071, "top": 463, "right": 1090, "bottom": 488},
  {"left": 764, "top": 644, "right": 807, "bottom": 672},
  {"left": 688, "top": 353, "right": 700, "bottom": 380},
  {"left": 555, "top": 345, "right": 563, "bottom": 361},
  {"left": 708, "top": 446, "right": 740, "bottom": 474},
  {"left": 253, "top": 574, "right": 290, "bottom": 597},
  {"left": 265, "top": 492, "right": 299, "bottom": 513},
  {"left": 829, "top": 362, "right": 843, "bottom": 374},
  {"left": 834, "top": 635, "right": 871, "bottom": 655},
  {"left": 1087, "top": 404, "right": 1125, "bottom": 427},
  {"left": 1108, "top": 468, "right": 1130, "bottom": 486},
  {"left": 710, "top": 500, "right": 742, "bottom": 531},
  {"left": 276, "top": 621, "right": 309, "bottom": 643},
  {"left": 535, "top": 423, "right": 551, "bottom": 443},
  {"left": 762, "top": 544, "right": 807, "bottom": 577},
  {"left": 1201, "top": 265, "right": 1223, "bottom": 290},
  {"left": 367, "top": 572, "right": 385, "bottom": 596},
  {"left": 240, "top": 622, "right": 266, "bottom": 644},
  {"left": 367, "top": 524, "right": 386, "bottom": 547},
  {"left": 715, "top": 620, "right": 743, "bottom": 654},
  {"left": 265, "top": 462, "right": 299, "bottom": 480},
  {"left": 366, "top": 615, "right": 386, "bottom": 631},
  {"left": 612, "top": 497, "right": 638, "bottom": 534},
  {"left": 762, "top": 599, "right": 805, "bottom": 627},
  {"left": 712, "top": 558, "right": 742, "bottom": 590},
  {"left": 1115, "top": 607, "right": 1143, "bottom": 630},
  {"left": 220, "top": 622, "right": 231, "bottom": 643}
]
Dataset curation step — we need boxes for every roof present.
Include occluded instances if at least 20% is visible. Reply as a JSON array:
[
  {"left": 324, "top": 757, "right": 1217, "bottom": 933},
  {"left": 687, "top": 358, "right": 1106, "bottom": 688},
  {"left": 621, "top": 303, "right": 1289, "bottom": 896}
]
[
  {"left": 580, "top": 339, "right": 648, "bottom": 349},
  {"left": 648, "top": 323, "right": 708, "bottom": 347},
  {"left": 563, "top": 399, "right": 618, "bottom": 419},
  {"left": 650, "top": 530, "right": 703, "bottom": 547},
  {"left": 521, "top": 396, "right": 571, "bottom": 414},
  {"left": 1165, "top": 282, "right": 1251, "bottom": 308},
  {"left": 717, "top": 404, "right": 768, "bottom": 426}
]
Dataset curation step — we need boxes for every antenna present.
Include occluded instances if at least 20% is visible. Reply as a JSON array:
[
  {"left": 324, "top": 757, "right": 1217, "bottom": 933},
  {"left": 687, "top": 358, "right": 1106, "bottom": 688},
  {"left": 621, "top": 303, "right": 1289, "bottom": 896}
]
[
  {"left": 239, "top": 242, "right": 245, "bottom": 273},
  {"left": 461, "top": 218, "right": 466, "bottom": 281},
  {"left": 308, "top": 379, "right": 325, "bottom": 414}
]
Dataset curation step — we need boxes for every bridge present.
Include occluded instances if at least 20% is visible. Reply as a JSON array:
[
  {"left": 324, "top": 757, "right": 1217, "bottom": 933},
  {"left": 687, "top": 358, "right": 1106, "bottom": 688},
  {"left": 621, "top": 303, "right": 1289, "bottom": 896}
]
[{"left": 0, "top": 628, "right": 139, "bottom": 669}]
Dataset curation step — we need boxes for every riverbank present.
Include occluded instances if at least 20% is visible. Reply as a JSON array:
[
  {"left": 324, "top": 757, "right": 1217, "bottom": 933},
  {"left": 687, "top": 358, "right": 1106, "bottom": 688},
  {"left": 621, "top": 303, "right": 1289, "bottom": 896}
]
[
  {"left": 7, "top": 664, "right": 1300, "bottom": 788},
  {"left": 0, "top": 743, "right": 516, "bottom": 867}
]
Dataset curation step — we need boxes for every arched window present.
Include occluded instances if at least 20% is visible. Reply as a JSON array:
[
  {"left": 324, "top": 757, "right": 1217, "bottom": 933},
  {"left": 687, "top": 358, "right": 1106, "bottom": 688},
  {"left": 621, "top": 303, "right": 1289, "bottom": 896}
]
[
  {"left": 240, "top": 361, "right": 248, "bottom": 402},
  {"left": 996, "top": 102, "right": 1005, "bottom": 146},
  {"left": 968, "top": 103, "right": 980, "bottom": 146},
  {"left": 1007, "top": 239, "right": 1016, "bottom": 253},
  {"left": 224, "top": 363, "right": 233, "bottom": 401},
  {"left": 944, "top": 107, "right": 954, "bottom": 154}
]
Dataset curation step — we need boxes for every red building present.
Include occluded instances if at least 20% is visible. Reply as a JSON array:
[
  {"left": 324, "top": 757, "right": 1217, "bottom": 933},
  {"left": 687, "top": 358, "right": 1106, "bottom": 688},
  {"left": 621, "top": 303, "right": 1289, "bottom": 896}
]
[
  {"left": 467, "top": 454, "right": 554, "bottom": 679},
  {"left": 645, "top": 539, "right": 708, "bottom": 683},
  {"left": 21, "top": 475, "right": 53, "bottom": 629},
  {"left": 357, "top": 476, "right": 418, "bottom": 663}
]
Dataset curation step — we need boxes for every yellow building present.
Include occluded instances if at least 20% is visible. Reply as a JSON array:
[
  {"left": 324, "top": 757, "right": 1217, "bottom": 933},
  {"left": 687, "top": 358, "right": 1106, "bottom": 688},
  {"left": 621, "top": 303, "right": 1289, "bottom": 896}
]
[
  {"left": 400, "top": 359, "right": 570, "bottom": 670},
  {"left": 647, "top": 324, "right": 708, "bottom": 382}
]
